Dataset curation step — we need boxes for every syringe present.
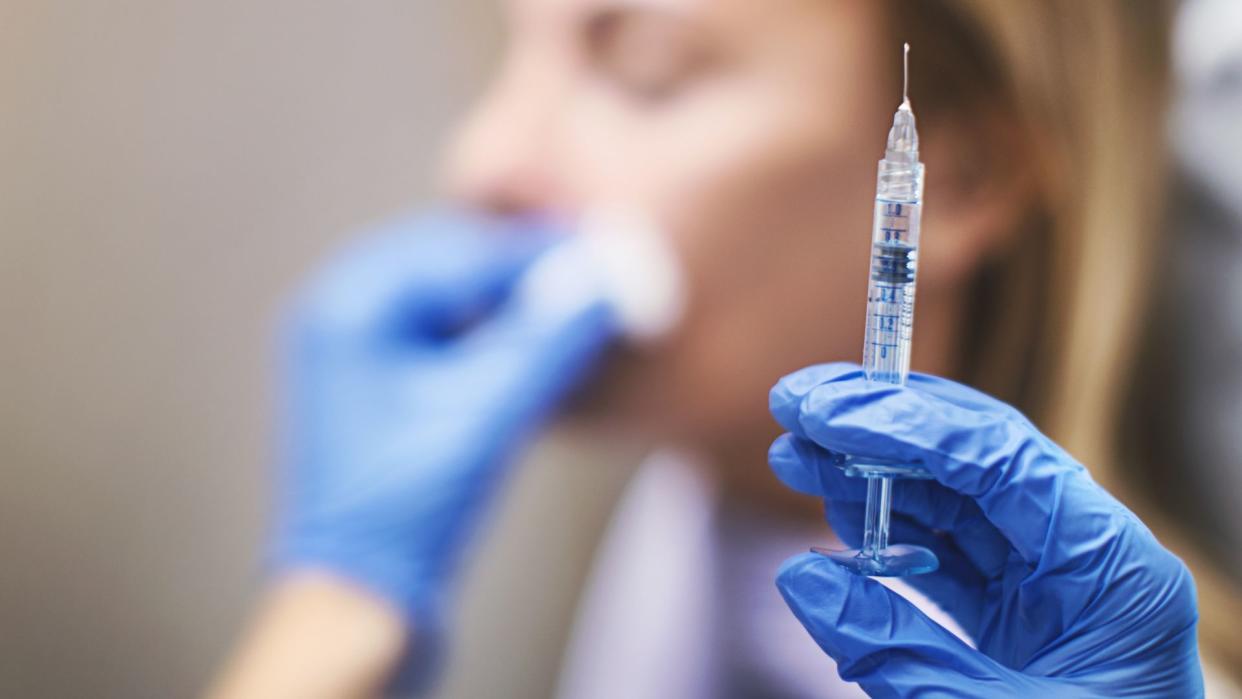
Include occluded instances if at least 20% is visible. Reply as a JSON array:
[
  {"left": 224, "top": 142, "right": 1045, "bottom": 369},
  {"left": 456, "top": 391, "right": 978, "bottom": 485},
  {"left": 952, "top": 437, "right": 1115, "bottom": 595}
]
[{"left": 813, "top": 44, "right": 939, "bottom": 577}]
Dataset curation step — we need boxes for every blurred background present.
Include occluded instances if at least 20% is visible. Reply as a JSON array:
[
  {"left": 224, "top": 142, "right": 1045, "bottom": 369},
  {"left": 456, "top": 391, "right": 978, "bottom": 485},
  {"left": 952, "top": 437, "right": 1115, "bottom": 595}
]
[
  {"left": 2, "top": 1, "right": 1241, "bottom": 698},
  {"left": 0, "top": 2, "right": 595, "bottom": 697}
]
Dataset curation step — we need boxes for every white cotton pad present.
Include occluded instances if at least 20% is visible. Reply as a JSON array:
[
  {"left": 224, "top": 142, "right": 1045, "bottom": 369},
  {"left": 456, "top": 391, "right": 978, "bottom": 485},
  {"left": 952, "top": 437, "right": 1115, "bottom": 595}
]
[{"left": 515, "top": 208, "right": 686, "bottom": 344}]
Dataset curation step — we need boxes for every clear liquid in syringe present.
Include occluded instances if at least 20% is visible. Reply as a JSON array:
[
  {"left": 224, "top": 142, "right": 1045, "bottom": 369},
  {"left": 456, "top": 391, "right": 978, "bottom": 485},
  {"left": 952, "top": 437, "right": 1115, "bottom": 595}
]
[{"left": 862, "top": 199, "right": 920, "bottom": 385}]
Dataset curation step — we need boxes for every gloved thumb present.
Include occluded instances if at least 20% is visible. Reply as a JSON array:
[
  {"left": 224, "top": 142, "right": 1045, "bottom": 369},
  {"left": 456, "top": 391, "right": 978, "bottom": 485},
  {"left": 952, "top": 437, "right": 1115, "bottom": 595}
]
[{"left": 776, "top": 553, "right": 1033, "bottom": 698}]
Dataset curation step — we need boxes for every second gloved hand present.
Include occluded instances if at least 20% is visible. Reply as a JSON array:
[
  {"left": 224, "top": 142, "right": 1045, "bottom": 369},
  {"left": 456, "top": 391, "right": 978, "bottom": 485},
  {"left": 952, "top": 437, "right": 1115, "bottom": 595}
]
[
  {"left": 273, "top": 212, "right": 616, "bottom": 656},
  {"left": 768, "top": 363, "right": 1203, "bottom": 698}
]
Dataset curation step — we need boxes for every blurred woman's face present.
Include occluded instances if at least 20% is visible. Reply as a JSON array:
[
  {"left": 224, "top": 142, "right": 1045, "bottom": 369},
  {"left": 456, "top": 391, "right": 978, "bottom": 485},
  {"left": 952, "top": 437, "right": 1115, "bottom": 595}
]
[{"left": 446, "top": 0, "right": 896, "bottom": 460}]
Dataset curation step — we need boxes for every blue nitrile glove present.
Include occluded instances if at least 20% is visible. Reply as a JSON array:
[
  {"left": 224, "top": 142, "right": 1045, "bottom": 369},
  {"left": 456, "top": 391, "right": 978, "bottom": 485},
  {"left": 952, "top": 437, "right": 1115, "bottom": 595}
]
[
  {"left": 767, "top": 362, "right": 1203, "bottom": 698},
  {"left": 272, "top": 211, "right": 616, "bottom": 666}
]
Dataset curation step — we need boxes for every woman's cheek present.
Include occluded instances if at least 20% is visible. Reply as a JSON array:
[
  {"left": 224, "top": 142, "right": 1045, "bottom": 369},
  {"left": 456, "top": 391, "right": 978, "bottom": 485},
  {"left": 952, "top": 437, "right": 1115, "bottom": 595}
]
[
  {"left": 656, "top": 103, "right": 850, "bottom": 308},
  {"left": 564, "top": 76, "right": 873, "bottom": 371},
  {"left": 558, "top": 83, "right": 787, "bottom": 307}
]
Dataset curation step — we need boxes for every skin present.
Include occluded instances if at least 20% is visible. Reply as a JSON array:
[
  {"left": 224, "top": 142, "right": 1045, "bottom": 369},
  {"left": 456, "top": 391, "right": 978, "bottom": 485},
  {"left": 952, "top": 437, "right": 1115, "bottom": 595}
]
[
  {"left": 446, "top": 0, "right": 1002, "bottom": 506},
  {"left": 212, "top": 0, "right": 1034, "bottom": 695},
  {"left": 207, "top": 572, "right": 405, "bottom": 699}
]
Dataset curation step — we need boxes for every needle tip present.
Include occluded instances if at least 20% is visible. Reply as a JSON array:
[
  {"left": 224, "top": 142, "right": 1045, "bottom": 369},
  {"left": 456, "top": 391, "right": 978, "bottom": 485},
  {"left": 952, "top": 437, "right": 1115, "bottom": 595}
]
[{"left": 901, "top": 43, "right": 911, "bottom": 105}]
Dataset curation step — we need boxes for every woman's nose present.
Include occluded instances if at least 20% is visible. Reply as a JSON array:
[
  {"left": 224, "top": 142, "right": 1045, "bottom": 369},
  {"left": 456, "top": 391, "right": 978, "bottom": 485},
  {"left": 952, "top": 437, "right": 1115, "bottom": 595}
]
[
  {"left": 443, "top": 92, "right": 567, "bottom": 217},
  {"left": 453, "top": 155, "right": 560, "bottom": 217}
]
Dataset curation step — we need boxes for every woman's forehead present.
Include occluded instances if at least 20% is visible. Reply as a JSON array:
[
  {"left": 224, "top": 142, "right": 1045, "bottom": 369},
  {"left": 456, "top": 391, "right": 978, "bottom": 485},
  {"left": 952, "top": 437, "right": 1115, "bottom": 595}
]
[
  {"left": 503, "top": 0, "right": 784, "bottom": 33},
  {"left": 508, "top": 0, "right": 708, "bottom": 17},
  {"left": 503, "top": 0, "right": 869, "bottom": 39}
]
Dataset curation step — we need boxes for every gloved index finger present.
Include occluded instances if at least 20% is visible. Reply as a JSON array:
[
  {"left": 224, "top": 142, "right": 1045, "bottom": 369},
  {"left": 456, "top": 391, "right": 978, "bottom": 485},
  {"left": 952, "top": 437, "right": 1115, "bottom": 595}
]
[
  {"left": 770, "top": 364, "right": 1027, "bottom": 437},
  {"left": 769, "top": 362, "right": 864, "bottom": 434},
  {"left": 905, "top": 371, "right": 1029, "bottom": 423},
  {"left": 795, "top": 377, "right": 1109, "bottom": 567},
  {"left": 292, "top": 210, "right": 556, "bottom": 343}
]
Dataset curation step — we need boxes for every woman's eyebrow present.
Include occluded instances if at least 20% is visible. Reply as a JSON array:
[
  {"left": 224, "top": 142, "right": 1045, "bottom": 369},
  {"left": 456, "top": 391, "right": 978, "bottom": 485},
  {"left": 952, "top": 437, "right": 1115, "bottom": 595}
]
[
  {"left": 577, "top": 0, "right": 697, "bottom": 33},
  {"left": 586, "top": 0, "right": 702, "bottom": 13},
  {"left": 577, "top": 0, "right": 698, "bottom": 50}
]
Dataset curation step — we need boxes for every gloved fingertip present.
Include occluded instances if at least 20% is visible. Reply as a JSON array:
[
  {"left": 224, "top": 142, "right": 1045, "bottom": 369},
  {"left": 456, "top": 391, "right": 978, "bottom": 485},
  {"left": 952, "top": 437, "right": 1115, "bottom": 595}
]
[
  {"left": 775, "top": 363, "right": 861, "bottom": 399},
  {"left": 776, "top": 551, "right": 850, "bottom": 605},
  {"left": 797, "top": 382, "right": 854, "bottom": 434},
  {"left": 776, "top": 553, "right": 858, "bottom": 649},
  {"left": 768, "top": 435, "right": 822, "bottom": 495},
  {"left": 768, "top": 381, "right": 799, "bottom": 416},
  {"left": 768, "top": 431, "right": 798, "bottom": 462},
  {"left": 769, "top": 435, "right": 855, "bottom": 500},
  {"left": 803, "top": 375, "right": 892, "bottom": 413},
  {"left": 771, "top": 363, "right": 863, "bottom": 432},
  {"left": 770, "top": 374, "right": 822, "bottom": 431},
  {"left": 778, "top": 552, "right": 1018, "bottom": 693}
]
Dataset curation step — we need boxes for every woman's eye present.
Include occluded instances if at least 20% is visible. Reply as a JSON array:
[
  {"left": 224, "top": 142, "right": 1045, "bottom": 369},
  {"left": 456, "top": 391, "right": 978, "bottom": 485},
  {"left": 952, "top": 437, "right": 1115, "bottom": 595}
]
[{"left": 584, "top": 10, "right": 710, "bottom": 104}]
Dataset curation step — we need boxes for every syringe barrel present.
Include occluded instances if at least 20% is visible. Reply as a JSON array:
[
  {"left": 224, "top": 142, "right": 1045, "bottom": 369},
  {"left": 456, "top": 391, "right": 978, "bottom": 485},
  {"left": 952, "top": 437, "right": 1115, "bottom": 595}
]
[
  {"left": 876, "top": 158, "right": 924, "bottom": 206},
  {"left": 862, "top": 158, "right": 924, "bottom": 386}
]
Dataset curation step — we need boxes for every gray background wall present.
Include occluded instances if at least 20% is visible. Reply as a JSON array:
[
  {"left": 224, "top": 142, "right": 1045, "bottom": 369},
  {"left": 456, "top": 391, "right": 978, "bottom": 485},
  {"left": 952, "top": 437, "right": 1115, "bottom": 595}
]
[{"left": 1, "top": 3, "right": 619, "bottom": 697}]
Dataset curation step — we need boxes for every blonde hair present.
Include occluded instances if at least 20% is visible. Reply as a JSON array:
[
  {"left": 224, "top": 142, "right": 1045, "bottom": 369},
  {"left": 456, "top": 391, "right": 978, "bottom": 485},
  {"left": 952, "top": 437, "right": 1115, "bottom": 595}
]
[{"left": 891, "top": 0, "right": 1242, "bottom": 676}]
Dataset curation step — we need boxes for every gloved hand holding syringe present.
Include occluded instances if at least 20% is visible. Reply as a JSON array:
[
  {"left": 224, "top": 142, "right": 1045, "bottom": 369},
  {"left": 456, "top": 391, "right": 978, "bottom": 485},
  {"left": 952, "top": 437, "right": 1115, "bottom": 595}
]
[{"left": 766, "top": 45, "right": 1202, "bottom": 696}]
